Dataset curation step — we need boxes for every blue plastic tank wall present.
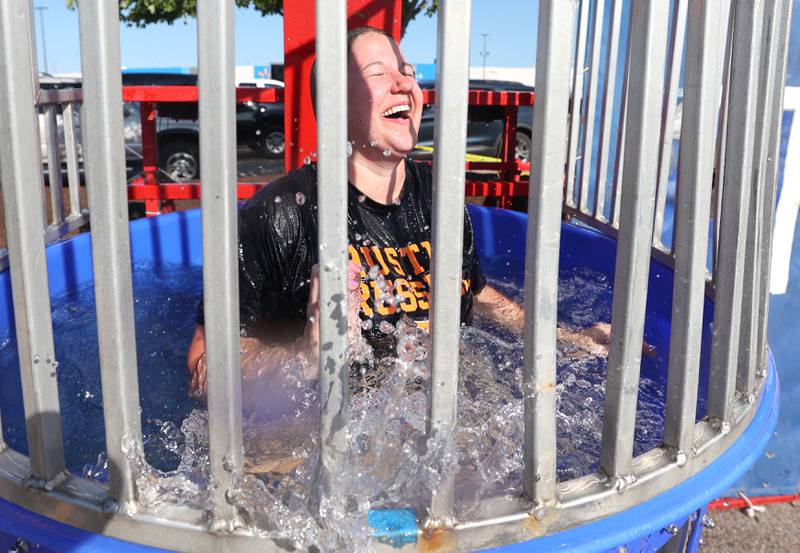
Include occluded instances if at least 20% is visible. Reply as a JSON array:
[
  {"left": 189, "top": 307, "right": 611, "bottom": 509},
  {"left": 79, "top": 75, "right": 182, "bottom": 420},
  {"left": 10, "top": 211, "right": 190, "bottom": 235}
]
[{"left": 0, "top": 206, "right": 778, "bottom": 552}]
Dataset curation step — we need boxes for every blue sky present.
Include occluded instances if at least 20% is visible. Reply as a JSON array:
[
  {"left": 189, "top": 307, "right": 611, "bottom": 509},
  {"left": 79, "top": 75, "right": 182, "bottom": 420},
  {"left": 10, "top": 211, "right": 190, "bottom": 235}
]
[{"left": 32, "top": 0, "right": 539, "bottom": 75}]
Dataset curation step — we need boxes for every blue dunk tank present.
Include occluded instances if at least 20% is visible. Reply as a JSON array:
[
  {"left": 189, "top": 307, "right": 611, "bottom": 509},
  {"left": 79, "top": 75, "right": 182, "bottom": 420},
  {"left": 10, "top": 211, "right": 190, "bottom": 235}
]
[{"left": 0, "top": 0, "right": 792, "bottom": 551}]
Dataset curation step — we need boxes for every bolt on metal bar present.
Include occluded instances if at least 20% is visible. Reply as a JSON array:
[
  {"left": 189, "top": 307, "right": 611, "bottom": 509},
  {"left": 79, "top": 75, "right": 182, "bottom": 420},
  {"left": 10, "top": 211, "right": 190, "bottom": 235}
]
[
  {"left": 711, "top": 4, "right": 735, "bottom": 277},
  {"left": 577, "top": 0, "right": 606, "bottom": 215},
  {"left": 594, "top": 0, "right": 624, "bottom": 223},
  {"left": 757, "top": 0, "right": 793, "bottom": 370},
  {"left": 653, "top": 0, "right": 688, "bottom": 250},
  {"left": 737, "top": 0, "right": 781, "bottom": 396},
  {"left": 312, "top": 0, "right": 349, "bottom": 518},
  {"left": 62, "top": 103, "right": 83, "bottom": 217},
  {"left": 707, "top": 0, "right": 765, "bottom": 423},
  {"left": 600, "top": 0, "right": 670, "bottom": 478},
  {"left": 523, "top": 0, "right": 576, "bottom": 508},
  {"left": 0, "top": 0, "right": 65, "bottom": 482},
  {"left": 196, "top": 0, "right": 243, "bottom": 522},
  {"left": 610, "top": 16, "right": 634, "bottom": 229},
  {"left": 663, "top": 0, "right": 729, "bottom": 455},
  {"left": 78, "top": 0, "right": 144, "bottom": 506},
  {"left": 44, "top": 105, "right": 65, "bottom": 225},
  {"left": 427, "top": 0, "right": 472, "bottom": 522},
  {"left": 565, "top": 0, "right": 591, "bottom": 209}
]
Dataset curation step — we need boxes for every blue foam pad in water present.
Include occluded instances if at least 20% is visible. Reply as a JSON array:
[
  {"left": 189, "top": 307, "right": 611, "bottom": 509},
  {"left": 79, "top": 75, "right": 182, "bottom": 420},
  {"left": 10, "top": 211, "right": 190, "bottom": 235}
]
[{"left": 368, "top": 508, "right": 418, "bottom": 547}]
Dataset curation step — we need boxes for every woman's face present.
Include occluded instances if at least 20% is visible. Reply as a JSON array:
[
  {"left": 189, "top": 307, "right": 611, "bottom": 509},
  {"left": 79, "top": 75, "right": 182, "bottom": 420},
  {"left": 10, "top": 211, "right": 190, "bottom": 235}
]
[{"left": 346, "top": 32, "right": 423, "bottom": 160}]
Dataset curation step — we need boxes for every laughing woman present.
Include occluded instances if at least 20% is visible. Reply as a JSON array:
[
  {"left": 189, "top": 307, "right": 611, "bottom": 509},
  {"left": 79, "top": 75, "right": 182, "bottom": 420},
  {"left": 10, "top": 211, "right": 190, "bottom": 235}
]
[{"left": 186, "top": 26, "right": 609, "bottom": 402}]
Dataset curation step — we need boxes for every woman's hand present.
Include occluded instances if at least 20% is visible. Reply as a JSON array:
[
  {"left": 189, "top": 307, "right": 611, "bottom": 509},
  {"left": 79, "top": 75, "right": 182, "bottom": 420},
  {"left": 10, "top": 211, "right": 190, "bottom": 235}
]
[{"left": 300, "top": 261, "right": 362, "bottom": 379}]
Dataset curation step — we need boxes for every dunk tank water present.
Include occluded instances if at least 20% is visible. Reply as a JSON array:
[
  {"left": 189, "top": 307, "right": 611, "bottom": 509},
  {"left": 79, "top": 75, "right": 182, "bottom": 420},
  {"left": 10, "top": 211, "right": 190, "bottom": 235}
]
[{"left": 0, "top": 206, "right": 779, "bottom": 552}]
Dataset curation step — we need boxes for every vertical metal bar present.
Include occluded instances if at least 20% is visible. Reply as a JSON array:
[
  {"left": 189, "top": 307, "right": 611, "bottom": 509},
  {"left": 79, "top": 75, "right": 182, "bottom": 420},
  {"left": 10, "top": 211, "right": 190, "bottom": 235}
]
[
  {"left": 663, "top": 0, "right": 728, "bottom": 454},
  {"left": 653, "top": 0, "right": 688, "bottom": 248},
  {"left": 712, "top": 5, "right": 735, "bottom": 276},
  {"left": 610, "top": 16, "right": 634, "bottom": 229},
  {"left": 0, "top": 0, "right": 65, "bottom": 481},
  {"left": 600, "top": 1, "right": 670, "bottom": 478},
  {"left": 62, "top": 102, "right": 82, "bottom": 216},
  {"left": 313, "top": 0, "right": 349, "bottom": 517},
  {"left": 78, "top": 1, "right": 142, "bottom": 505},
  {"left": 427, "top": 0, "right": 472, "bottom": 522},
  {"left": 737, "top": 0, "right": 781, "bottom": 396},
  {"left": 757, "top": 0, "right": 793, "bottom": 370},
  {"left": 707, "top": 0, "right": 765, "bottom": 423},
  {"left": 523, "top": 0, "right": 576, "bottom": 509},
  {"left": 44, "top": 105, "right": 65, "bottom": 224},
  {"left": 196, "top": 0, "right": 243, "bottom": 522},
  {"left": 594, "top": 0, "right": 624, "bottom": 222},
  {"left": 578, "top": 0, "right": 606, "bottom": 214},
  {"left": 565, "top": 0, "right": 591, "bottom": 209}
]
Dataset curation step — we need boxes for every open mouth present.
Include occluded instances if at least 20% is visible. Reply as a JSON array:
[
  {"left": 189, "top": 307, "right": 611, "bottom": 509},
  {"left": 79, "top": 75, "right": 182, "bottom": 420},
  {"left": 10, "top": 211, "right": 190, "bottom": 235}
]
[{"left": 382, "top": 104, "right": 411, "bottom": 120}]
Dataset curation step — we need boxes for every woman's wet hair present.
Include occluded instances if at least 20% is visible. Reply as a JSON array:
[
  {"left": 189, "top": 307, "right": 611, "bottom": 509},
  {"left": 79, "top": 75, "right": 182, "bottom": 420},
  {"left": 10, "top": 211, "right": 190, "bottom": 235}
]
[{"left": 309, "top": 26, "right": 398, "bottom": 115}]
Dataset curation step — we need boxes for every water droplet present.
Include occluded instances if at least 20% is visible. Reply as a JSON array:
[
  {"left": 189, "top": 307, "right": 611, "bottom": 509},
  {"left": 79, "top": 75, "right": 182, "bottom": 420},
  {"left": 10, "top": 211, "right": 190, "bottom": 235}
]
[
  {"left": 379, "top": 321, "right": 395, "bottom": 334},
  {"left": 367, "top": 265, "right": 380, "bottom": 280},
  {"left": 369, "top": 140, "right": 378, "bottom": 147},
  {"left": 295, "top": 192, "right": 306, "bottom": 205},
  {"left": 360, "top": 319, "right": 373, "bottom": 331},
  {"left": 274, "top": 196, "right": 283, "bottom": 203},
  {"left": 308, "top": 315, "right": 317, "bottom": 324},
  {"left": 358, "top": 194, "right": 366, "bottom": 203},
  {"left": 255, "top": 129, "right": 262, "bottom": 136},
  {"left": 304, "top": 156, "right": 311, "bottom": 165},
  {"left": 383, "top": 149, "right": 391, "bottom": 157},
  {"left": 346, "top": 141, "right": 353, "bottom": 157},
  {"left": 393, "top": 197, "right": 401, "bottom": 206},
  {"left": 765, "top": 451, "right": 776, "bottom": 459},
  {"left": 762, "top": 481, "right": 770, "bottom": 488}
]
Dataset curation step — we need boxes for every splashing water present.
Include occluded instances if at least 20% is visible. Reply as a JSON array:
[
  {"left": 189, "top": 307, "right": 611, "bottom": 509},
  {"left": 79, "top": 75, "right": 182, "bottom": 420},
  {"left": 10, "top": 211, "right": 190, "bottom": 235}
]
[{"left": 0, "top": 263, "right": 672, "bottom": 550}]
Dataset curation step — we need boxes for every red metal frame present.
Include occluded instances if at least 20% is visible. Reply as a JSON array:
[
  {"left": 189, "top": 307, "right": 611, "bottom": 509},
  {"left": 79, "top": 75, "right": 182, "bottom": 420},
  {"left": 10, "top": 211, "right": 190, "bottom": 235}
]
[
  {"left": 708, "top": 494, "right": 800, "bottom": 511},
  {"left": 122, "top": 85, "right": 533, "bottom": 215}
]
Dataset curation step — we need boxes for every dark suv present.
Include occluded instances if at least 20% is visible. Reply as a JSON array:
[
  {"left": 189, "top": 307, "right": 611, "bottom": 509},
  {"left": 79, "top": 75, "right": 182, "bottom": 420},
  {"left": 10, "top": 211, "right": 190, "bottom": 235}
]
[
  {"left": 412, "top": 79, "right": 534, "bottom": 163},
  {"left": 122, "top": 72, "right": 286, "bottom": 182}
]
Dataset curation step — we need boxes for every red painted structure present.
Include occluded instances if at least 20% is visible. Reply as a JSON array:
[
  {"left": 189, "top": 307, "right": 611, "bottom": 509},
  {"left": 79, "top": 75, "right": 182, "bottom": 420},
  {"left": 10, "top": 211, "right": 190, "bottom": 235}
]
[{"left": 124, "top": 85, "right": 533, "bottom": 214}]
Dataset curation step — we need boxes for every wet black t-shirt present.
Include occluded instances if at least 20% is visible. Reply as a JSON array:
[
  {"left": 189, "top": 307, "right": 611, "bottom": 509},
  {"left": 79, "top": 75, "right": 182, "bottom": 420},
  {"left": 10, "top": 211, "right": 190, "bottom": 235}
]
[{"left": 199, "top": 159, "right": 485, "bottom": 352}]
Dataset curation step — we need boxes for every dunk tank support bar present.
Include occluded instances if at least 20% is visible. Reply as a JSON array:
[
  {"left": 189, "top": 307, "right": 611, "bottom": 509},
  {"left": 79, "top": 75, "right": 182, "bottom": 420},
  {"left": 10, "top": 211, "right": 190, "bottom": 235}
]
[
  {"left": 0, "top": 0, "right": 66, "bottom": 482},
  {"left": 197, "top": 0, "right": 245, "bottom": 524},
  {"left": 78, "top": 0, "right": 144, "bottom": 506},
  {"left": 522, "top": 0, "right": 575, "bottom": 509},
  {"left": 426, "top": 0, "right": 473, "bottom": 524},
  {"left": 600, "top": 1, "right": 670, "bottom": 478},
  {"left": 708, "top": 0, "right": 765, "bottom": 423},
  {"left": 663, "top": 0, "right": 729, "bottom": 455},
  {"left": 564, "top": 0, "right": 590, "bottom": 210},
  {"left": 312, "top": 0, "right": 350, "bottom": 519}
]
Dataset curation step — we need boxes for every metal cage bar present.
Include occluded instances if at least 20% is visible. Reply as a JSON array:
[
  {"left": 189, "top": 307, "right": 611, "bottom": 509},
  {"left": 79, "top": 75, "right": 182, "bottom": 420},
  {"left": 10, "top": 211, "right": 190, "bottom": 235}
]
[
  {"left": 653, "top": 0, "right": 688, "bottom": 249},
  {"left": 78, "top": 1, "right": 143, "bottom": 506},
  {"left": 600, "top": 1, "right": 670, "bottom": 478},
  {"left": 610, "top": 16, "right": 634, "bottom": 228},
  {"left": 523, "top": 0, "right": 575, "bottom": 508},
  {"left": 313, "top": 0, "right": 350, "bottom": 517},
  {"left": 711, "top": 4, "right": 735, "bottom": 276},
  {"left": 565, "top": 0, "right": 591, "bottom": 209},
  {"left": 663, "top": 0, "right": 729, "bottom": 454},
  {"left": 594, "top": 0, "right": 624, "bottom": 222},
  {"left": 62, "top": 102, "right": 83, "bottom": 216},
  {"left": 196, "top": 0, "right": 244, "bottom": 522},
  {"left": 577, "top": 0, "right": 606, "bottom": 214},
  {"left": 758, "top": 0, "right": 793, "bottom": 370},
  {"left": 707, "top": 0, "right": 765, "bottom": 423},
  {"left": 427, "top": 0, "right": 473, "bottom": 522},
  {"left": 0, "top": 0, "right": 65, "bottom": 482},
  {"left": 43, "top": 105, "right": 65, "bottom": 224},
  {"left": 737, "top": 0, "right": 782, "bottom": 396}
]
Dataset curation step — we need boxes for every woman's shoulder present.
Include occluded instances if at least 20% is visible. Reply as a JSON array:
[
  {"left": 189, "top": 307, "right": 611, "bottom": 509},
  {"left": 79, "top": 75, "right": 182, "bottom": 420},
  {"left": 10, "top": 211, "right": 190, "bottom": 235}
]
[{"left": 240, "top": 165, "right": 317, "bottom": 215}]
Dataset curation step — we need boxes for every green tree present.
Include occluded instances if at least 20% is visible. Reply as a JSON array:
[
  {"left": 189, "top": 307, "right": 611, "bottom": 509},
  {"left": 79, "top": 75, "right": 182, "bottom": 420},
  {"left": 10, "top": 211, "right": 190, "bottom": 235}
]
[{"left": 69, "top": 0, "right": 437, "bottom": 38}]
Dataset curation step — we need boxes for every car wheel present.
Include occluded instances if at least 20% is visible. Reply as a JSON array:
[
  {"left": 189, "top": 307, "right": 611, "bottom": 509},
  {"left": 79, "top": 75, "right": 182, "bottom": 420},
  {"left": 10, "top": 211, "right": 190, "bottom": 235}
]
[
  {"left": 252, "top": 128, "right": 285, "bottom": 159},
  {"left": 515, "top": 131, "right": 532, "bottom": 163},
  {"left": 159, "top": 139, "right": 199, "bottom": 182}
]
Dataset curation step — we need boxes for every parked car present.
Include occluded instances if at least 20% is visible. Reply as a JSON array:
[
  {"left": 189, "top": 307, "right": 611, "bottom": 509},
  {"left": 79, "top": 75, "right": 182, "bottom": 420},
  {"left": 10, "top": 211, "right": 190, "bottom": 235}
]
[
  {"left": 412, "top": 79, "right": 534, "bottom": 163},
  {"left": 121, "top": 72, "right": 286, "bottom": 182}
]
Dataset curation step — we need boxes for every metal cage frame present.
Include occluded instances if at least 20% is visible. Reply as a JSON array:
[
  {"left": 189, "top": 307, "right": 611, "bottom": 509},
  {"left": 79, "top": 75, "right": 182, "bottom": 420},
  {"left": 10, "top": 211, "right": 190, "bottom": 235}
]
[{"left": 0, "top": 0, "right": 792, "bottom": 550}]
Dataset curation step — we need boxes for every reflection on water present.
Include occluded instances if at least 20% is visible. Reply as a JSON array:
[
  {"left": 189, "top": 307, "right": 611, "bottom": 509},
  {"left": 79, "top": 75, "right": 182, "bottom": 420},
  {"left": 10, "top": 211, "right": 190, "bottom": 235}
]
[{"left": 0, "top": 263, "right": 667, "bottom": 549}]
